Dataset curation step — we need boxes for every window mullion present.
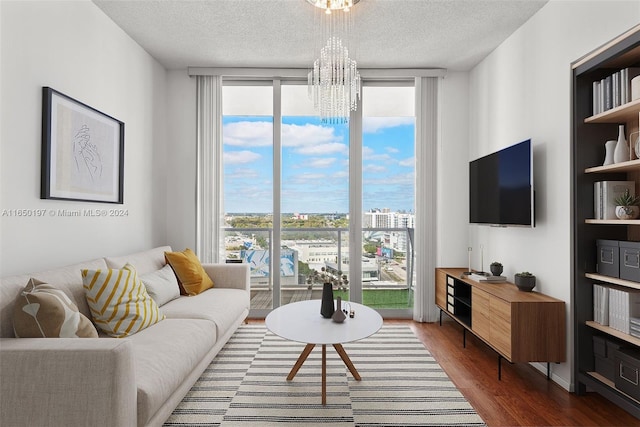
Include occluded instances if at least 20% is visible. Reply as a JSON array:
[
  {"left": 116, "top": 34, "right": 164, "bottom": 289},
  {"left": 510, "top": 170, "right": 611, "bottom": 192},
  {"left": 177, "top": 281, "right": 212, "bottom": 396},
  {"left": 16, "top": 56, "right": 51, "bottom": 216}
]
[
  {"left": 349, "top": 92, "right": 363, "bottom": 304},
  {"left": 273, "top": 79, "right": 282, "bottom": 308}
]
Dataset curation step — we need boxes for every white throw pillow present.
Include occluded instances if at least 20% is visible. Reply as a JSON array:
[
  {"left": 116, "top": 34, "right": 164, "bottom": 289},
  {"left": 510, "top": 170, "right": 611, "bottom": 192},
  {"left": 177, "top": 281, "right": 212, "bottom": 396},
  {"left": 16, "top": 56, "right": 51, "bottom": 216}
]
[{"left": 140, "top": 264, "right": 181, "bottom": 306}]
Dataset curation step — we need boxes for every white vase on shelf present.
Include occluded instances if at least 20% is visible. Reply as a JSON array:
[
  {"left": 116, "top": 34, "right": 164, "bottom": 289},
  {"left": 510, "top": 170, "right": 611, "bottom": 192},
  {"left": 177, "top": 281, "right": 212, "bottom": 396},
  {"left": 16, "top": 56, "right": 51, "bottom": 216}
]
[
  {"left": 614, "top": 124, "right": 629, "bottom": 163},
  {"left": 603, "top": 140, "right": 616, "bottom": 165}
]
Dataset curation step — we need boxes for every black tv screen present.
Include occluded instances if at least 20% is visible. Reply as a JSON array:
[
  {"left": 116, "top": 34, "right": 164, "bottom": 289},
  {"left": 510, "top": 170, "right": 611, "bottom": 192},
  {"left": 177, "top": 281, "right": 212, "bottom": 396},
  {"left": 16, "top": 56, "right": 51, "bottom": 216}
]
[{"left": 469, "top": 139, "right": 534, "bottom": 227}]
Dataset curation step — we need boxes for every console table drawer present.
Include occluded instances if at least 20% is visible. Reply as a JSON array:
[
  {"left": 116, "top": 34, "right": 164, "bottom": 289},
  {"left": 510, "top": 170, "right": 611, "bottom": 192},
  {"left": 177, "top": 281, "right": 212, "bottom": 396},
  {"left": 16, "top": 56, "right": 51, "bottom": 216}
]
[
  {"left": 490, "top": 298, "right": 512, "bottom": 358},
  {"left": 472, "top": 288, "right": 490, "bottom": 340}
]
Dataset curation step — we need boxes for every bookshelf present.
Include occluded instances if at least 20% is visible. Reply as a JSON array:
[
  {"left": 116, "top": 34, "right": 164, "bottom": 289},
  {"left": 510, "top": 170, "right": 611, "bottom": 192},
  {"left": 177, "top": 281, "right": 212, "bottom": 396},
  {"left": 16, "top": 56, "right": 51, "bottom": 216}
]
[{"left": 572, "top": 23, "right": 640, "bottom": 418}]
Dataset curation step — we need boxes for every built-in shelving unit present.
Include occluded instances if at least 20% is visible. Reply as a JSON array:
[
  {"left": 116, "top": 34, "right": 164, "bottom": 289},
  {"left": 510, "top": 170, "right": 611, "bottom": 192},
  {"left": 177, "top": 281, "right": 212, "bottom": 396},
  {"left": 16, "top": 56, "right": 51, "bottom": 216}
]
[
  {"left": 584, "top": 98, "right": 640, "bottom": 124},
  {"left": 572, "top": 23, "right": 640, "bottom": 418},
  {"left": 585, "top": 272, "right": 640, "bottom": 291}
]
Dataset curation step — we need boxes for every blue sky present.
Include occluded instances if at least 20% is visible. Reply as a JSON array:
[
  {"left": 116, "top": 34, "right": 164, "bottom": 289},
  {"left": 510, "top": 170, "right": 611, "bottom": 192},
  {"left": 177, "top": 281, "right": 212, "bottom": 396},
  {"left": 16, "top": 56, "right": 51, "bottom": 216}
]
[{"left": 223, "top": 115, "right": 415, "bottom": 214}]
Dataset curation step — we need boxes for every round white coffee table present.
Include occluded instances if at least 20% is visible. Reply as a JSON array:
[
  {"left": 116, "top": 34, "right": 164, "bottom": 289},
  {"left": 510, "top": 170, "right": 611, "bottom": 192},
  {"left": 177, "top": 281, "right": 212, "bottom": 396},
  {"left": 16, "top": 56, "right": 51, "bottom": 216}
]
[{"left": 265, "top": 299, "right": 383, "bottom": 405}]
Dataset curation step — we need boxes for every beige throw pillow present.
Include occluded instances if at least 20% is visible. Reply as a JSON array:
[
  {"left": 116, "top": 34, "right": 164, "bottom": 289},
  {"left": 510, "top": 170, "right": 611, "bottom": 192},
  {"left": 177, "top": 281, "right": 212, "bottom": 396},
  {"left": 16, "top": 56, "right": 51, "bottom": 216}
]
[{"left": 13, "top": 278, "right": 98, "bottom": 338}]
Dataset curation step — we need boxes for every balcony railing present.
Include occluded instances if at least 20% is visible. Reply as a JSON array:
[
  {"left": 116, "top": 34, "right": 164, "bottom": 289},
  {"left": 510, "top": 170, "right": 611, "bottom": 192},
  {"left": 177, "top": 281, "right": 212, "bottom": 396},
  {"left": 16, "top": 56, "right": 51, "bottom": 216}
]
[{"left": 224, "top": 227, "right": 414, "bottom": 309}]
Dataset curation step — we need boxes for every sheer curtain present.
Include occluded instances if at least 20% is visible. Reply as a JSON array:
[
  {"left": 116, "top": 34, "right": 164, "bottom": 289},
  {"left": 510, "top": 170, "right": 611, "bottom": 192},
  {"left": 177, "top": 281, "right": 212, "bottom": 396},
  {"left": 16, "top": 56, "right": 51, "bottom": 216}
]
[
  {"left": 414, "top": 76, "right": 439, "bottom": 322},
  {"left": 195, "top": 75, "right": 224, "bottom": 263}
]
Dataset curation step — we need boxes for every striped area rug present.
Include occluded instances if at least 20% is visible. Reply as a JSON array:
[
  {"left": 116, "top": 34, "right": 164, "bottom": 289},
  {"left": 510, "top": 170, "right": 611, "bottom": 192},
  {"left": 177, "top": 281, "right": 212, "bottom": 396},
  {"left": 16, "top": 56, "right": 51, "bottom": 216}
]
[{"left": 165, "top": 324, "right": 486, "bottom": 426}]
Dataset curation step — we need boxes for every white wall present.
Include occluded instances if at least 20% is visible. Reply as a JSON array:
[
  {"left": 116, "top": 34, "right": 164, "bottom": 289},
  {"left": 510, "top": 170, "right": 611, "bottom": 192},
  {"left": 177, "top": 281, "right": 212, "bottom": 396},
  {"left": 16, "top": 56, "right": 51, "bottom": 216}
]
[
  {"left": 467, "top": 0, "right": 640, "bottom": 390},
  {"left": 165, "top": 70, "right": 197, "bottom": 252},
  {"left": 437, "top": 71, "right": 470, "bottom": 267},
  {"left": 0, "top": 0, "right": 168, "bottom": 276}
]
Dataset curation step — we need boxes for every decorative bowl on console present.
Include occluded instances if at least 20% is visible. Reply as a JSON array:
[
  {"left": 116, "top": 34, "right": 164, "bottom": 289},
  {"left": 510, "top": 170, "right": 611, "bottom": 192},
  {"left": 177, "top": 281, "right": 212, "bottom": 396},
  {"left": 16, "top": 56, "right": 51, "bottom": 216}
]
[
  {"left": 514, "top": 272, "right": 536, "bottom": 292},
  {"left": 490, "top": 262, "right": 503, "bottom": 276}
]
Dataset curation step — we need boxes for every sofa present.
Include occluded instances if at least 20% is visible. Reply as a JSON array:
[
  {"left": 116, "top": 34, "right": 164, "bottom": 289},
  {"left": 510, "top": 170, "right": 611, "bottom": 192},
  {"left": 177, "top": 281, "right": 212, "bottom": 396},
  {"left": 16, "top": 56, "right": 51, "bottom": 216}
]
[{"left": 0, "top": 246, "right": 250, "bottom": 427}]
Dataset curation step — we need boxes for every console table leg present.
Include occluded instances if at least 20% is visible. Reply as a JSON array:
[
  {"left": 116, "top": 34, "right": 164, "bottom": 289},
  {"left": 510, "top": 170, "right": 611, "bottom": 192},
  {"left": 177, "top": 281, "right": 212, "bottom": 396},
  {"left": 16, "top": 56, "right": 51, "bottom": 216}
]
[
  {"left": 547, "top": 362, "right": 551, "bottom": 380},
  {"left": 498, "top": 355, "right": 502, "bottom": 380},
  {"left": 463, "top": 328, "right": 466, "bottom": 348}
]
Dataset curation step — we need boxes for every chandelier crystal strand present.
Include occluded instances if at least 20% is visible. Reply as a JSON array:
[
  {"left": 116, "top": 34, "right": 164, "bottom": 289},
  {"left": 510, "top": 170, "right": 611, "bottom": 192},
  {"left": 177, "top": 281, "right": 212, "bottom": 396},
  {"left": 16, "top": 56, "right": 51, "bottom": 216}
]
[{"left": 306, "top": 0, "right": 361, "bottom": 124}]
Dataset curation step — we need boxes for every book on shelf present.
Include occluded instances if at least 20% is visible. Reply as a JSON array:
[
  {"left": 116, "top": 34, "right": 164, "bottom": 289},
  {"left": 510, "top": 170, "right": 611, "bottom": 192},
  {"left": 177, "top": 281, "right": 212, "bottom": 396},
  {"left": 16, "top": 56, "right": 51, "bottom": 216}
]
[
  {"left": 593, "top": 181, "right": 635, "bottom": 220},
  {"left": 594, "top": 283, "right": 610, "bottom": 326},
  {"left": 630, "top": 318, "right": 640, "bottom": 338},
  {"left": 608, "top": 286, "right": 640, "bottom": 334},
  {"left": 591, "top": 67, "right": 640, "bottom": 115}
]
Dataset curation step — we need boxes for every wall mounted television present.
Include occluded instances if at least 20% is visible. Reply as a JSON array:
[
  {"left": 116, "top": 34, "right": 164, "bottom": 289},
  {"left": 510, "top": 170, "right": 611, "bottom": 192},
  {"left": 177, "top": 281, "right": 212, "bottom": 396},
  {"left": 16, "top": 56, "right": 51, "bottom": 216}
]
[{"left": 469, "top": 139, "right": 534, "bottom": 227}]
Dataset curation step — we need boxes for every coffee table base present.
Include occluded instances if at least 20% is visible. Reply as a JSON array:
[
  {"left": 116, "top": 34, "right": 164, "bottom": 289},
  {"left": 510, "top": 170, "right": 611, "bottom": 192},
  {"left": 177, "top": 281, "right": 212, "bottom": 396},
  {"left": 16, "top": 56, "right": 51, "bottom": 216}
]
[{"left": 286, "top": 343, "right": 361, "bottom": 405}]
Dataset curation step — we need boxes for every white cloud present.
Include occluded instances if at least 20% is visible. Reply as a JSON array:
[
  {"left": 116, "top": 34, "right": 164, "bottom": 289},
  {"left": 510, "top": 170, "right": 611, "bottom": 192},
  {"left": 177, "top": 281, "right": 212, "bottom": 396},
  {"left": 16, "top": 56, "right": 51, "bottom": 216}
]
[
  {"left": 364, "top": 164, "right": 387, "bottom": 173},
  {"left": 225, "top": 167, "right": 260, "bottom": 179},
  {"left": 364, "top": 172, "right": 414, "bottom": 186},
  {"left": 308, "top": 157, "right": 337, "bottom": 168},
  {"left": 363, "top": 146, "right": 393, "bottom": 161},
  {"left": 223, "top": 121, "right": 348, "bottom": 158},
  {"left": 363, "top": 117, "right": 414, "bottom": 133},
  {"left": 223, "top": 121, "right": 272, "bottom": 147},
  {"left": 289, "top": 172, "right": 327, "bottom": 184},
  {"left": 224, "top": 150, "right": 262, "bottom": 164},
  {"left": 282, "top": 123, "right": 340, "bottom": 146},
  {"left": 398, "top": 157, "right": 415, "bottom": 167},
  {"left": 385, "top": 146, "right": 400, "bottom": 153},
  {"left": 297, "top": 142, "right": 348, "bottom": 156}
]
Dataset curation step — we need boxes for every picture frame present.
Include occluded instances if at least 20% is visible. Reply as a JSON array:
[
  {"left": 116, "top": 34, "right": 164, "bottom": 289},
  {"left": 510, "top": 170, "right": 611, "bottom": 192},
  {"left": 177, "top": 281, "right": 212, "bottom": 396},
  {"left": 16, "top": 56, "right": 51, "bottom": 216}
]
[{"left": 41, "top": 87, "right": 124, "bottom": 204}]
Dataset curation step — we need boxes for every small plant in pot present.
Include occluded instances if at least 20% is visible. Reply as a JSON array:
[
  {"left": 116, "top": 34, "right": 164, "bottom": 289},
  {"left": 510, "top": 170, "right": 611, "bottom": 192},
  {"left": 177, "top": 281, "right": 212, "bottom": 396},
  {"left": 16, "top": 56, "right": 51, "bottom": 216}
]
[
  {"left": 514, "top": 272, "right": 536, "bottom": 292},
  {"left": 490, "top": 262, "right": 503, "bottom": 276},
  {"left": 614, "top": 189, "right": 640, "bottom": 220}
]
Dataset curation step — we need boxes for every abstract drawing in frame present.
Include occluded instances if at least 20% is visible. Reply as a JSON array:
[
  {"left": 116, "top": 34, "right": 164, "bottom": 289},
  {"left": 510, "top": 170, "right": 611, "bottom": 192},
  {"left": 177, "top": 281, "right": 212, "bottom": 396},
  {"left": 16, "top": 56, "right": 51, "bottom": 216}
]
[{"left": 41, "top": 87, "right": 124, "bottom": 203}]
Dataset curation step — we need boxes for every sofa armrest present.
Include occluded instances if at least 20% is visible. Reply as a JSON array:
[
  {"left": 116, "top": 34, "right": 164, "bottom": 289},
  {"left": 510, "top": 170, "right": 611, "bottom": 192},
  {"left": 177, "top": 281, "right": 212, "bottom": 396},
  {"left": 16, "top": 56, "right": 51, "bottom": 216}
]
[
  {"left": 0, "top": 338, "right": 136, "bottom": 427},
  {"left": 202, "top": 263, "right": 250, "bottom": 292}
]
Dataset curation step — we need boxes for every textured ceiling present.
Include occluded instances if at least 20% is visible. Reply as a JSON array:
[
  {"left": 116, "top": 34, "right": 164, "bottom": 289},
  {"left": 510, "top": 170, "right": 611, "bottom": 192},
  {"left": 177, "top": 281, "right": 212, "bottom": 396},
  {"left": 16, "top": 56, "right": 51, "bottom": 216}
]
[{"left": 93, "top": 0, "right": 548, "bottom": 71}]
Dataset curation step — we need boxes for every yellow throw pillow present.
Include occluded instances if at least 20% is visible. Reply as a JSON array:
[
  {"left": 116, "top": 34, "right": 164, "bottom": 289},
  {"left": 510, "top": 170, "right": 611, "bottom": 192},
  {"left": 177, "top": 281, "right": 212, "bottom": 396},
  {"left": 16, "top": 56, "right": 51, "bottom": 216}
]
[
  {"left": 164, "top": 248, "right": 214, "bottom": 296},
  {"left": 13, "top": 278, "right": 98, "bottom": 338},
  {"left": 82, "top": 264, "right": 164, "bottom": 338}
]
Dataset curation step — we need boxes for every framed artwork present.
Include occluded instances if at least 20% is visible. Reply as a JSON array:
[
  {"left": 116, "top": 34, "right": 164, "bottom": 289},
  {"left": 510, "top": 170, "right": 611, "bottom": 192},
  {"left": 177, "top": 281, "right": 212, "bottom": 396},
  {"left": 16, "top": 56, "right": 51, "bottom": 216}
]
[{"left": 41, "top": 87, "right": 124, "bottom": 203}]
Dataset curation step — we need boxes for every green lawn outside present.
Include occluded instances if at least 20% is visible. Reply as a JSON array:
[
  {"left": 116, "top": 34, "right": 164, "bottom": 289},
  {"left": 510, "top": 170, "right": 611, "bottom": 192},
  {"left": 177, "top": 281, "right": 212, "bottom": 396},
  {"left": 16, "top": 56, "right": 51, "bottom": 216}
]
[{"left": 334, "top": 288, "right": 414, "bottom": 309}]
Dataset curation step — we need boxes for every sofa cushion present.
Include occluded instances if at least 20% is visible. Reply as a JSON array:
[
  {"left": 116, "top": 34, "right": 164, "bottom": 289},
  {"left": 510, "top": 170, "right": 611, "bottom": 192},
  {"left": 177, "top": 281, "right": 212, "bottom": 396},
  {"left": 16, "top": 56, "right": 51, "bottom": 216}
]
[
  {"left": 104, "top": 246, "right": 172, "bottom": 275},
  {"left": 13, "top": 278, "right": 98, "bottom": 338},
  {"left": 161, "top": 288, "right": 249, "bottom": 338},
  {"left": 164, "top": 248, "right": 214, "bottom": 296},
  {"left": 129, "top": 318, "right": 217, "bottom": 426},
  {"left": 140, "top": 265, "right": 180, "bottom": 306},
  {"left": 82, "top": 264, "right": 164, "bottom": 338}
]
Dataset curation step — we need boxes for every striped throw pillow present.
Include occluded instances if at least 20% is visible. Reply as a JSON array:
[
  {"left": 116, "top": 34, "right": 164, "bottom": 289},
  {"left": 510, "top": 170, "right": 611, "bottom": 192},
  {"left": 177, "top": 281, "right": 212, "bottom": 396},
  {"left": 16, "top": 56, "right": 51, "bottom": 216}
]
[{"left": 82, "top": 263, "right": 164, "bottom": 337}]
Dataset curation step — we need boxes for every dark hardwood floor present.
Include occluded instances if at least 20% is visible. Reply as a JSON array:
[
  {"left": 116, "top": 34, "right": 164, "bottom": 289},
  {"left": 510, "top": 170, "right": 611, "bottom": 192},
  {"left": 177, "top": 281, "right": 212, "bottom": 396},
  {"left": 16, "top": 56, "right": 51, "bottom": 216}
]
[
  {"left": 406, "top": 317, "right": 640, "bottom": 427},
  {"left": 251, "top": 316, "right": 640, "bottom": 426}
]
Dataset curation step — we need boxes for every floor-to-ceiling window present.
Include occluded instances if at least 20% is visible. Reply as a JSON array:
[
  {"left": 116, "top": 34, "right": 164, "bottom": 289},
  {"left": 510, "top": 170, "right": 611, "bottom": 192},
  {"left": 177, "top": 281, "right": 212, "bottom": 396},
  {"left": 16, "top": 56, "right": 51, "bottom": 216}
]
[
  {"left": 222, "top": 83, "right": 274, "bottom": 310},
  {"left": 280, "top": 84, "right": 351, "bottom": 308},
  {"left": 220, "top": 75, "right": 417, "bottom": 317},
  {"left": 361, "top": 84, "right": 415, "bottom": 310}
]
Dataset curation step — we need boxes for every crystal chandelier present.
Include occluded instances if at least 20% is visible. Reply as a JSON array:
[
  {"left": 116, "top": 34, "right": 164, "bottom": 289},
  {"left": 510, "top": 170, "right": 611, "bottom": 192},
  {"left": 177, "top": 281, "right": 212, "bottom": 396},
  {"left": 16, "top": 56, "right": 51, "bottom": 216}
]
[{"left": 306, "top": 0, "right": 361, "bottom": 124}]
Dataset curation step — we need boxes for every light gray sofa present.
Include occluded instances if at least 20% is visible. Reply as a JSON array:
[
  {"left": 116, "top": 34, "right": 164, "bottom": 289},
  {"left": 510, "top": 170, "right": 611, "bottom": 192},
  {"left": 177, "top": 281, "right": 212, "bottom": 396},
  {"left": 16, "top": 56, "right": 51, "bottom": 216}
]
[{"left": 0, "top": 246, "right": 250, "bottom": 427}]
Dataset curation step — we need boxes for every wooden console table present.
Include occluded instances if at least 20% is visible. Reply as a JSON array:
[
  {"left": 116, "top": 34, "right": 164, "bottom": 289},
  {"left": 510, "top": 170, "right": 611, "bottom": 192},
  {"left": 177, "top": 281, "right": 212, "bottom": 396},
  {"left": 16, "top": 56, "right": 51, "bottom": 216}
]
[{"left": 435, "top": 268, "right": 566, "bottom": 379}]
